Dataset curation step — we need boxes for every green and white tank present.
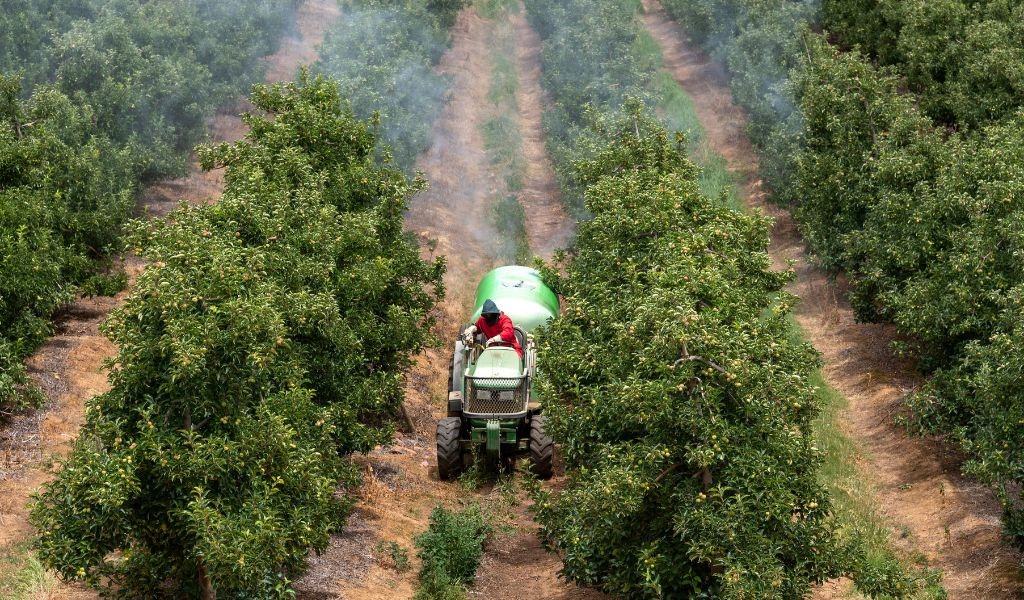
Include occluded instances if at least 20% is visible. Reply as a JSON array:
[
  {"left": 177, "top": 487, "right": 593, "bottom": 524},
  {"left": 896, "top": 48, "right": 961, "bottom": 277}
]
[{"left": 469, "top": 265, "right": 559, "bottom": 334}]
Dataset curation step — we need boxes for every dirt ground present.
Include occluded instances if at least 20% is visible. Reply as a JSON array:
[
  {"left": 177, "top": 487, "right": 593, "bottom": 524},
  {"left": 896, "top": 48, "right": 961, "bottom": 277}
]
[
  {"left": 638, "top": 0, "right": 1024, "bottom": 597},
  {"left": 0, "top": 1, "right": 339, "bottom": 596}
]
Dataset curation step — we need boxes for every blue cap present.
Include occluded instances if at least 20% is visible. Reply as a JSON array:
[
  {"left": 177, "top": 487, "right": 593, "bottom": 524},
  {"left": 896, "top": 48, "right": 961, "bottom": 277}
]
[{"left": 481, "top": 299, "right": 500, "bottom": 315}]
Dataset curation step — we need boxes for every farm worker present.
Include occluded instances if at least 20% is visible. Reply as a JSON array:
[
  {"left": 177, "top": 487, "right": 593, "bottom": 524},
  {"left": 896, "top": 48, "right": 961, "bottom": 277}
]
[{"left": 463, "top": 299, "right": 524, "bottom": 358}]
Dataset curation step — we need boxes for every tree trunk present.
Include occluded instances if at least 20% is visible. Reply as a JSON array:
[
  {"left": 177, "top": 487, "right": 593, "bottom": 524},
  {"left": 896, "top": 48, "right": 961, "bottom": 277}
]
[
  {"left": 399, "top": 401, "right": 416, "bottom": 433},
  {"left": 198, "top": 562, "right": 215, "bottom": 600}
]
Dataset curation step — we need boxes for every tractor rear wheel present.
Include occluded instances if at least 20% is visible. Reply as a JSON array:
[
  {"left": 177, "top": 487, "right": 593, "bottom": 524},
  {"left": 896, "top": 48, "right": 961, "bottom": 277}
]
[
  {"left": 437, "top": 417, "right": 464, "bottom": 480},
  {"left": 529, "top": 415, "right": 554, "bottom": 479}
]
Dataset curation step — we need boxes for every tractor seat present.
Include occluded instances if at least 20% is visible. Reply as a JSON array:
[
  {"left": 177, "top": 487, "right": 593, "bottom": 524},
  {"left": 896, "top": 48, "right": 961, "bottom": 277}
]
[{"left": 513, "top": 326, "right": 526, "bottom": 350}]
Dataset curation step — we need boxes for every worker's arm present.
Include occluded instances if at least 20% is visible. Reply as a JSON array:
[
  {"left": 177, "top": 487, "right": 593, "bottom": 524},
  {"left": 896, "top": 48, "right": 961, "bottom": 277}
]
[{"left": 499, "top": 315, "right": 516, "bottom": 342}]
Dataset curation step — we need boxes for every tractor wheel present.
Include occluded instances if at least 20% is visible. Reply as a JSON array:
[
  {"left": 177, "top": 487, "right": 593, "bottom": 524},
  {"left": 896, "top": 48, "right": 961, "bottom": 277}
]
[
  {"left": 437, "top": 417, "right": 464, "bottom": 480},
  {"left": 529, "top": 416, "right": 554, "bottom": 479}
]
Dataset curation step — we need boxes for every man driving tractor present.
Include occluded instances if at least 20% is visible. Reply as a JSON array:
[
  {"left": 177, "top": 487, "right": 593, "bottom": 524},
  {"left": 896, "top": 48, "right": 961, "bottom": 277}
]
[{"left": 462, "top": 299, "right": 523, "bottom": 358}]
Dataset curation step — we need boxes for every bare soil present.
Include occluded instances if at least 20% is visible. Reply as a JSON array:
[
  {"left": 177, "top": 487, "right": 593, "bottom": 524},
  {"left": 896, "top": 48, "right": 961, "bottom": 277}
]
[
  {"left": 638, "top": 0, "right": 1024, "bottom": 597},
  {"left": 0, "top": 1, "right": 339, "bottom": 595}
]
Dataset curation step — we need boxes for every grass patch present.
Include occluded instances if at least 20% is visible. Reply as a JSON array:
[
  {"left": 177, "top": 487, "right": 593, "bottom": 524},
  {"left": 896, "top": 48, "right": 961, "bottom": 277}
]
[
  {"left": 482, "top": 116, "right": 526, "bottom": 192},
  {"left": 480, "top": 7, "right": 531, "bottom": 264},
  {"left": 652, "top": 71, "right": 701, "bottom": 146},
  {"left": 0, "top": 542, "right": 59, "bottom": 600},
  {"left": 476, "top": 0, "right": 519, "bottom": 19},
  {"left": 692, "top": 145, "right": 742, "bottom": 210},
  {"left": 414, "top": 504, "right": 492, "bottom": 600},
  {"left": 493, "top": 195, "right": 530, "bottom": 264},
  {"left": 632, "top": 28, "right": 665, "bottom": 76},
  {"left": 488, "top": 46, "right": 519, "bottom": 107},
  {"left": 647, "top": 53, "right": 743, "bottom": 210}
]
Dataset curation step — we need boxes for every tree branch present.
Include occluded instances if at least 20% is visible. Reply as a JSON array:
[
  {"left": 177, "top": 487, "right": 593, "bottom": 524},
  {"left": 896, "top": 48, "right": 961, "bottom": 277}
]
[{"left": 673, "top": 342, "right": 730, "bottom": 376}]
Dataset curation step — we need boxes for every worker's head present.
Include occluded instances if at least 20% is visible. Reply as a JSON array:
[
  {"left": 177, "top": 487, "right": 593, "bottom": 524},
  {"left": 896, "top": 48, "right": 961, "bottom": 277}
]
[{"left": 481, "top": 299, "right": 500, "bottom": 325}]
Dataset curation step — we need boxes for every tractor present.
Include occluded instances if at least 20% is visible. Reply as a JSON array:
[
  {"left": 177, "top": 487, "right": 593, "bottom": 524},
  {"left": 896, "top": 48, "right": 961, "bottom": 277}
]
[{"left": 436, "top": 265, "right": 558, "bottom": 480}]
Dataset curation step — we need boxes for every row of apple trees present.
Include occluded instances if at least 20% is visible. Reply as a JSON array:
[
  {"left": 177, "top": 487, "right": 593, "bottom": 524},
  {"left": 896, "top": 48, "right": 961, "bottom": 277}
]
[
  {"left": 0, "top": 0, "right": 298, "bottom": 412},
  {"left": 659, "top": 0, "right": 1024, "bottom": 547},
  {"left": 533, "top": 100, "right": 850, "bottom": 598},
  {"left": 29, "top": 74, "right": 445, "bottom": 599}
]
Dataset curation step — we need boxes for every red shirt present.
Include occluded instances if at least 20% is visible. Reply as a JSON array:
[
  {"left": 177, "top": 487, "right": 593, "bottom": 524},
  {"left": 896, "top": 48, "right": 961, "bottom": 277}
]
[{"left": 475, "top": 312, "right": 523, "bottom": 358}]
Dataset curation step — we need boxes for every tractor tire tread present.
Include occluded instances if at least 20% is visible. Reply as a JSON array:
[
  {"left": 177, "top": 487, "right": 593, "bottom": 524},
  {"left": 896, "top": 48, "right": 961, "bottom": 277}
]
[
  {"left": 529, "top": 416, "right": 554, "bottom": 479},
  {"left": 437, "top": 417, "right": 463, "bottom": 481}
]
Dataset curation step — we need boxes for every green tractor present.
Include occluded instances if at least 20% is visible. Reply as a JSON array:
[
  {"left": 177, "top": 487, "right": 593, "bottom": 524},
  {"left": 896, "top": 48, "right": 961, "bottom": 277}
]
[{"left": 437, "top": 265, "right": 558, "bottom": 480}]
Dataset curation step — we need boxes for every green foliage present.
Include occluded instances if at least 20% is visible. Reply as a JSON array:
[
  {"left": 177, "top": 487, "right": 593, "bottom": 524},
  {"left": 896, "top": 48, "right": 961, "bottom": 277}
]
[
  {"left": 314, "top": 0, "right": 463, "bottom": 173},
  {"left": 662, "top": 0, "right": 1024, "bottom": 556},
  {"left": 29, "top": 74, "right": 444, "bottom": 599},
  {"left": 823, "top": 0, "right": 1024, "bottom": 128},
  {"left": 428, "top": 0, "right": 469, "bottom": 28},
  {"left": 792, "top": 37, "right": 1024, "bottom": 547},
  {"left": 532, "top": 102, "right": 850, "bottom": 598},
  {"left": 414, "top": 505, "right": 491, "bottom": 600},
  {"left": 790, "top": 36, "right": 946, "bottom": 275},
  {"left": 525, "top": 0, "right": 655, "bottom": 215},
  {"left": 80, "top": 272, "right": 129, "bottom": 299},
  {"left": 1, "top": 0, "right": 297, "bottom": 178},
  {"left": 376, "top": 540, "right": 412, "bottom": 573},
  {"left": 0, "top": 0, "right": 296, "bottom": 412},
  {"left": 0, "top": 74, "right": 137, "bottom": 412}
]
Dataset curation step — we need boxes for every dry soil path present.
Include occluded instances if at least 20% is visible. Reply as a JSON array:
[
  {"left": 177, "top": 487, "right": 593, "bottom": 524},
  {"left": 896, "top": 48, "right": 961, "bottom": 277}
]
[
  {"left": 468, "top": 9, "right": 604, "bottom": 600},
  {"left": 0, "top": 1, "right": 340, "bottom": 596},
  {"left": 638, "top": 0, "right": 1024, "bottom": 597}
]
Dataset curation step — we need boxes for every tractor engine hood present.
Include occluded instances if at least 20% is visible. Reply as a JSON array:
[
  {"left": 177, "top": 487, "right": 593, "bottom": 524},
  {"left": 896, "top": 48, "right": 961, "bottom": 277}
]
[{"left": 468, "top": 347, "right": 523, "bottom": 385}]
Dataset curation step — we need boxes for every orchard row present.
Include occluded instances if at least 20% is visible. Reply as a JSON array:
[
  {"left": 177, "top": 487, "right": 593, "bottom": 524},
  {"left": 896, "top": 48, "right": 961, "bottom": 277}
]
[
  {"left": 0, "top": 0, "right": 299, "bottom": 410},
  {"left": 661, "top": 0, "right": 1024, "bottom": 547}
]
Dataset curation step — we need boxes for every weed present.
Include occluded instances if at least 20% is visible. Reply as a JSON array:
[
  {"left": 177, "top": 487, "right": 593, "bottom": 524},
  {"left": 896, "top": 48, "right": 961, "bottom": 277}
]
[
  {"left": 496, "top": 472, "right": 519, "bottom": 506},
  {"left": 376, "top": 540, "right": 411, "bottom": 573},
  {"left": 0, "top": 542, "right": 59, "bottom": 600},
  {"left": 457, "top": 450, "right": 493, "bottom": 491},
  {"left": 414, "top": 504, "right": 492, "bottom": 600}
]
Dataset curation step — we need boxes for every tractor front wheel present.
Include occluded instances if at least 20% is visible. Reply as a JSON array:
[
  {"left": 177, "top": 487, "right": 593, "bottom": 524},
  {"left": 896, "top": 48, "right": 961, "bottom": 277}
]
[
  {"left": 529, "top": 415, "right": 554, "bottom": 479},
  {"left": 437, "top": 417, "right": 464, "bottom": 480}
]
